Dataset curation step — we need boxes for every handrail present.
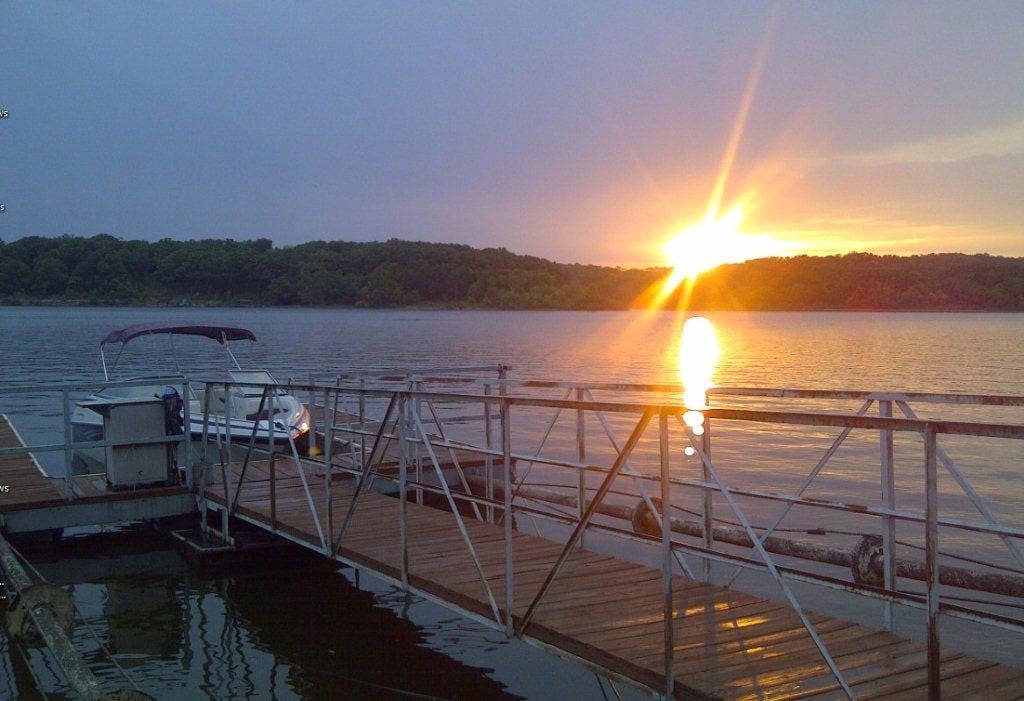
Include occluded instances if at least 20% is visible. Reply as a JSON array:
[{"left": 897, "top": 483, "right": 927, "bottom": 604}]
[{"left": 203, "top": 381, "right": 1024, "bottom": 439}]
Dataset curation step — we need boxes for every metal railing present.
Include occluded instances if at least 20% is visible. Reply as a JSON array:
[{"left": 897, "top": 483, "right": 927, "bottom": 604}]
[{"left": 201, "top": 376, "right": 1024, "bottom": 699}]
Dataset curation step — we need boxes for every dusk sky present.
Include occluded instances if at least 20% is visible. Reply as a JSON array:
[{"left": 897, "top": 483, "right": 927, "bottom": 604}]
[{"left": 2, "top": 1, "right": 1022, "bottom": 266}]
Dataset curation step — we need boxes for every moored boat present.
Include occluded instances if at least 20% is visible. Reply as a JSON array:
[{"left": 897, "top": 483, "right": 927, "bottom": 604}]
[{"left": 71, "top": 322, "right": 310, "bottom": 471}]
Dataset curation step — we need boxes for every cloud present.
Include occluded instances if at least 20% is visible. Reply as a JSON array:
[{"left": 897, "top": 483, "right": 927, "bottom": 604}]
[{"left": 834, "top": 117, "right": 1024, "bottom": 166}]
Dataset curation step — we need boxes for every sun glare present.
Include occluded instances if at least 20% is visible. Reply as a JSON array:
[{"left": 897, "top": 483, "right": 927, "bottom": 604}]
[
  {"left": 678, "top": 316, "right": 719, "bottom": 453},
  {"left": 663, "top": 207, "right": 793, "bottom": 280}
]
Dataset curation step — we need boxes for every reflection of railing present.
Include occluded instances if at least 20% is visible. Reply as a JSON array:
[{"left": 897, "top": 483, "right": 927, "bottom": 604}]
[
  {"left": 0, "top": 378, "right": 192, "bottom": 500},
  {"left": 203, "top": 377, "right": 1024, "bottom": 699}
]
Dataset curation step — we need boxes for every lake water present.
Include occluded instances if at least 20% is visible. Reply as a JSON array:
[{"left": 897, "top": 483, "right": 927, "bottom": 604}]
[{"left": 0, "top": 307, "right": 1022, "bottom": 698}]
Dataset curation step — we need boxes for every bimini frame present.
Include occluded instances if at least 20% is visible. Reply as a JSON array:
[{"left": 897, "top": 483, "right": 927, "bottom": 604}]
[{"left": 98, "top": 322, "right": 256, "bottom": 380}]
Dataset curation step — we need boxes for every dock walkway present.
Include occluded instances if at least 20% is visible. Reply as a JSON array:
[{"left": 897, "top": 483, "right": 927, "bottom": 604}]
[
  {"left": 205, "top": 460, "right": 1024, "bottom": 700},
  {"left": 0, "top": 414, "right": 194, "bottom": 533},
  {"left": 0, "top": 414, "right": 63, "bottom": 509}
]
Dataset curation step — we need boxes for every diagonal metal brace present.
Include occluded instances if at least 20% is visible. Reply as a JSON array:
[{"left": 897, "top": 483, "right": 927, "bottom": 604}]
[
  {"left": 585, "top": 388, "right": 696, "bottom": 580},
  {"left": 516, "top": 408, "right": 654, "bottom": 637},
  {"left": 413, "top": 412, "right": 503, "bottom": 624},
  {"left": 687, "top": 429, "right": 855, "bottom": 699},
  {"left": 332, "top": 394, "right": 398, "bottom": 554},
  {"left": 898, "top": 400, "right": 1024, "bottom": 570},
  {"left": 230, "top": 386, "right": 270, "bottom": 515},
  {"left": 723, "top": 398, "right": 874, "bottom": 587}
]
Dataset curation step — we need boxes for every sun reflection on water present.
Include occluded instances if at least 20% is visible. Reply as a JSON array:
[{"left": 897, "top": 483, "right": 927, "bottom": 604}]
[{"left": 679, "top": 316, "right": 720, "bottom": 454}]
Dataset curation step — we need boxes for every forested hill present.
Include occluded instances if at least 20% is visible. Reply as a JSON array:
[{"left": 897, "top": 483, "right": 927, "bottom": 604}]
[{"left": 1, "top": 235, "right": 1022, "bottom": 311}]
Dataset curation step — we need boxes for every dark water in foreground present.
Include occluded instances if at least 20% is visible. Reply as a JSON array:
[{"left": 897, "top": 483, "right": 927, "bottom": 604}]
[
  {"left": 0, "top": 307, "right": 1022, "bottom": 698},
  {"left": 2, "top": 526, "right": 631, "bottom": 700}
]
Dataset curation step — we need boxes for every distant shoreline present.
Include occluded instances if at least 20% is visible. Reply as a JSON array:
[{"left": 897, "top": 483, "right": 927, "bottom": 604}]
[
  {"left": 2, "top": 298, "right": 1020, "bottom": 314},
  {"left": 3, "top": 237, "right": 1022, "bottom": 311}
]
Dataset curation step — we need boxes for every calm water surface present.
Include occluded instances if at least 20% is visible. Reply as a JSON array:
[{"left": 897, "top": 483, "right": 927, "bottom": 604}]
[{"left": 0, "top": 307, "right": 1021, "bottom": 698}]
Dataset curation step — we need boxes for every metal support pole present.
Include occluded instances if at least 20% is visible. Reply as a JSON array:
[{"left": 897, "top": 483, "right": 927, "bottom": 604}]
[
  {"left": 413, "top": 380, "right": 423, "bottom": 506},
  {"left": 269, "top": 389, "right": 276, "bottom": 530},
  {"left": 182, "top": 379, "right": 192, "bottom": 488},
  {"left": 223, "top": 383, "right": 234, "bottom": 523},
  {"left": 880, "top": 399, "right": 896, "bottom": 632},
  {"left": 307, "top": 376, "right": 316, "bottom": 460},
  {"left": 325, "top": 387, "right": 334, "bottom": 541},
  {"left": 399, "top": 394, "right": 409, "bottom": 587},
  {"left": 701, "top": 416, "right": 712, "bottom": 582},
  {"left": 221, "top": 505, "right": 230, "bottom": 543},
  {"left": 924, "top": 425, "right": 941, "bottom": 699},
  {"left": 199, "top": 388, "right": 211, "bottom": 534},
  {"left": 576, "top": 387, "right": 586, "bottom": 547},
  {"left": 659, "top": 412, "right": 674, "bottom": 700},
  {"left": 358, "top": 377, "right": 366, "bottom": 471},
  {"left": 61, "top": 389, "right": 74, "bottom": 501},
  {"left": 501, "top": 399, "right": 514, "bottom": 636},
  {"left": 499, "top": 366, "right": 514, "bottom": 486},
  {"left": 484, "top": 383, "right": 494, "bottom": 524}
]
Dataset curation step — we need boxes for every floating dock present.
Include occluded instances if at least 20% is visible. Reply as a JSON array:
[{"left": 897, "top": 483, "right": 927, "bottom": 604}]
[
  {"left": 1, "top": 374, "right": 1023, "bottom": 699},
  {"left": 0, "top": 414, "right": 193, "bottom": 534},
  {"left": 204, "top": 457, "right": 1023, "bottom": 700}
]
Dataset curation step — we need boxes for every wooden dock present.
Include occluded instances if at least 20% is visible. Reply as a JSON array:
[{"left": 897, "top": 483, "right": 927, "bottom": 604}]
[
  {"left": 0, "top": 414, "right": 194, "bottom": 533},
  {"left": 205, "top": 459, "right": 1024, "bottom": 700},
  {"left": 0, "top": 414, "right": 64, "bottom": 509}
]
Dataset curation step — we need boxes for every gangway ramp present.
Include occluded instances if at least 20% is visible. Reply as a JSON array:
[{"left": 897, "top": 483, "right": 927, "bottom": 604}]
[{"left": 206, "top": 459, "right": 1024, "bottom": 700}]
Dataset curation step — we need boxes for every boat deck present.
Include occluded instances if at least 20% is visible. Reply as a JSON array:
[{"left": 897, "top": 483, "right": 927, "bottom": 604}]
[{"left": 206, "top": 459, "right": 1024, "bottom": 700}]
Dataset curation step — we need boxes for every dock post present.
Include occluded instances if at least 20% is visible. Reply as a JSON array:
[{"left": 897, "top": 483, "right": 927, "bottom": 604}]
[
  {"left": 325, "top": 387, "right": 334, "bottom": 543},
  {"left": 413, "top": 379, "right": 423, "bottom": 506},
  {"left": 399, "top": 393, "right": 409, "bottom": 587},
  {"left": 307, "top": 375, "right": 316, "bottom": 461},
  {"left": 484, "top": 383, "right": 495, "bottom": 524},
  {"left": 269, "top": 389, "right": 277, "bottom": 531},
  {"left": 880, "top": 399, "right": 896, "bottom": 632},
  {"left": 181, "top": 379, "right": 192, "bottom": 488},
  {"left": 924, "top": 424, "right": 940, "bottom": 699},
  {"left": 576, "top": 387, "right": 586, "bottom": 547},
  {"left": 61, "top": 389, "right": 73, "bottom": 500},
  {"left": 358, "top": 377, "right": 366, "bottom": 471},
  {"left": 222, "top": 383, "right": 233, "bottom": 507},
  {"left": 659, "top": 411, "right": 674, "bottom": 699},
  {"left": 499, "top": 367, "right": 515, "bottom": 485},
  {"left": 501, "top": 398, "right": 514, "bottom": 635},
  {"left": 701, "top": 412, "right": 712, "bottom": 583},
  {"left": 199, "top": 389, "right": 211, "bottom": 535}
]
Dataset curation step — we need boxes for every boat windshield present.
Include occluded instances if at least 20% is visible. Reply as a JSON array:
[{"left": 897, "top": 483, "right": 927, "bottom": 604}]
[{"left": 228, "top": 370, "right": 282, "bottom": 397}]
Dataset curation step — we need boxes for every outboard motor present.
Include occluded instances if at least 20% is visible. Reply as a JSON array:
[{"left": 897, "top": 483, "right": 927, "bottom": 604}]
[
  {"left": 162, "top": 386, "right": 185, "bottom": 478},
  {"left": 162, "top": 386, "right": 185, "bottom": 435}
]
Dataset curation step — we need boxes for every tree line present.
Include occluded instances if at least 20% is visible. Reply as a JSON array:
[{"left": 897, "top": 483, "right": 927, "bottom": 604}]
[{"left": 1, "top": 234, "right": 1021, "bottom": 311}]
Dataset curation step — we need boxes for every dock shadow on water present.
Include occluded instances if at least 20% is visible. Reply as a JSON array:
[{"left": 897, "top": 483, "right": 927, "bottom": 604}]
[{"left": 0, "top": 524, "right": 602, "bottom": 700}]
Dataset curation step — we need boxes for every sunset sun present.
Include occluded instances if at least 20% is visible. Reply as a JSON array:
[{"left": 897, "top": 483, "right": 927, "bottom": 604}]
[
  {"left": 663, "top": 207, "right": 801, "bottom": 279},
  {"left": 663, "top": 208, "right": 749, "bottom": 279}
]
